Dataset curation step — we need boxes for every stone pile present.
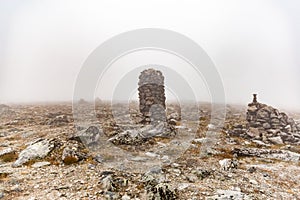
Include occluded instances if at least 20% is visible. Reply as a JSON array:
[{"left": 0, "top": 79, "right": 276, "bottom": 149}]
[
  {"left": 0, "top": 104, "right": 15, "bottom": 116},
  {"left": 138, "top": 69, "right": 166, "bottom": 124},
  {"left": 231, "top": 94, "right": 300, "bottom": 145}
]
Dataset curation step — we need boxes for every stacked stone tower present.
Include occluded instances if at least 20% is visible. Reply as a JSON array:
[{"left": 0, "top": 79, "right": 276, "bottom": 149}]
[
  {"left": 246, "top": 94, "right": 300, "bottom": 144},
  {"left": 138, "top": 69, "right": 166, "bottom": 124}
]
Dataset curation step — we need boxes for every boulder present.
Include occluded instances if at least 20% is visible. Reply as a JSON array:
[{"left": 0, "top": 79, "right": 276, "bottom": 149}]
[
  {"left": 13, "top": 139, "right": 56, "bottom": 167},
  {"left": 69, "top": 126, "right": 102, "bottom": 147}
]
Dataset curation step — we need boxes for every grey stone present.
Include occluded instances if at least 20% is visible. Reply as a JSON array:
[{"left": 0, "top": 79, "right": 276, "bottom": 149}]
[
  {"left": 69, "top": 126, "right": 102, "bottom": 147},
  {"left": 268, "top": 136, "right": 283, "bottom": 145},
  {"left": 262, "top": 122, "right": 271, "bottom": 129},
  {"left": 233, "top": 147, "right": 300, "bottom": 162},
  {"left": 31, "top": 161, "right": 51, "bottom": 168},
  {"left": 13, "top": 139, "right": 56, "bottom": 167},
  {"left": 0, "top": 147, "right": 14, "bottom": 157},
  {"left": 246, "top": 127, "right": 260, "bottom": 138},
  {"left": 257, "top": 109, "right": 269, "bottom": 119},
  {"left": 146, "top": 183, "right": 177, "bottom": 200},
  {"left": 219, "top": 159, "right": 238, "bottom": 171},
  {"left": 207, "top": 189, "right": 251, "bottom": 200}
]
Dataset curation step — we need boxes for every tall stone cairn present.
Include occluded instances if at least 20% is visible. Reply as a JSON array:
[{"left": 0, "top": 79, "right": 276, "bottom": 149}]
[{"left": 138, "top": 69, "right": 166, "bottom": 124}]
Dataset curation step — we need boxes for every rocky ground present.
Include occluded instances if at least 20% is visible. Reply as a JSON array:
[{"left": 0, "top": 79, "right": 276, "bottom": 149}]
[{"left": 0, "top": 102, "right": 300, "bottom": 200}]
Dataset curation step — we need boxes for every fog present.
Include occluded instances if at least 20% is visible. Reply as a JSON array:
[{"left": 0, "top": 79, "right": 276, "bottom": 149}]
[{"left": 0, "top": 0, "right": 299, "bottom": 110}]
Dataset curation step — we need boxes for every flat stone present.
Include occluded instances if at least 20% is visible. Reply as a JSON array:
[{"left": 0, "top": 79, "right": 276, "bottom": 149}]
[
  {"left": 0, "top": 147, "right": 14, "bottom": 157},
  {"left": 246, "top": 127, "right": 260, "bottom": 138},
  {"left": 31, "top": 161, "right": 51, "bottom": 168},
  {"left": 262, "top": 122, "right": 271, "bottom": 129},
  {"left": 268, "top": 136, "right": 283, "bottom": 145}
]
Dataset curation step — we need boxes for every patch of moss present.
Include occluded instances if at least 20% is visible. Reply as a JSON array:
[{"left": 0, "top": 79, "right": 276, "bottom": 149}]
[
  {"left": 63, "top": 156, "right": 79, "bottom": 165},
  {"left": 0, "top": 152, "right": 18, "bottom": 162}
]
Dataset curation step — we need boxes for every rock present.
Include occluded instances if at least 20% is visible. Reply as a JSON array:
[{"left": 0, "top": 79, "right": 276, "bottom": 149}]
[
  {"left": 100, "top": 175, "right": 116, "bottom": 192},
  {"left": 108, "top": 129, "right": 145, "bottom": 145},
  {"left": 104, "top": 191, "right": 119, "bottom": 200},
  {"left": 146, "top": 183, "right": 177, "bottom": 200},
  {"left": 62, "top": 143, "right": 86, "bottom": 165},
  {"left": 186, "top": 174, "right": 197, "bottom": 183},
  {"left": 246, "top": 127, "right": 261, "bottom": 138},
  {"left": 233, "top": 147, "right": 300, "bottom": 162},
  {"left": 0, "top": 132, "right": 9, "bottom": 137},
  {"left": 219, "top": 159, "right": 238, "bottom": 171},
  {"left": 257, "top": 109, "right": 270, "bottom": 119},
  {"left": 267, "top": 129, "right": 280, "bottom": 135},
  {"left": 13, "top": 139, "right": 56, "bottom": 167},
  {"left": 0, "top": 147, "right": 14, "bottom": 157},
  {"left": 93, "top": 155, "right": 103, "bottom": 163},
  {"left": 247, "top": 166, "right": 256, "bottom": 173},
  {"left": 0, "top": 104, "right": 15, "bottom": 116},
  {"left": 47, "top": 114, "right": 69, "bottom": 127},
  {"left": 207, "top": 189, "right": 251, "bottom": 200},
  {"left": 247, "top": 105, "right": 258, "bottom": 113},
  {"left": 252, "top": 140, "right": 270, "bottom": 147},
  {"left": 249, "top": 179, "right": 258, "bottom": 185},
  {"left": 145, "top": 152, "right": 159, "bottom": 158},
  {"left": 262, "top": 122, "right": 271, "bottom": 129},
  {"left": 31, "top": 161, "right": 51, "bottom": 168},
  {"left": 268, "top": 136, "right": 283, "bottom": 144},
  {"left": 121, "top": 194, "right": 131, "bottom": 200},
  {"left": 177, "top": 183, "right": 189, "bottom": 191},
  {"left": 193, "top": 169, "right": 211, "bottom": 180},
  {"left": 109, "top": 122, "right": 174, "bottom": 145},
  {"left": 69, "top": 126, "right": 102, "bottom": 147}
]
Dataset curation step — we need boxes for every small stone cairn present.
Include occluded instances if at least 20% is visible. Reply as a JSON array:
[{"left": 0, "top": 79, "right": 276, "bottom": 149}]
[
  {"left": 231, "top": 94, "right": 300, "bottom": 145},
  {"left": 138, "top": 69, "right": 166, "bottom": 124}
]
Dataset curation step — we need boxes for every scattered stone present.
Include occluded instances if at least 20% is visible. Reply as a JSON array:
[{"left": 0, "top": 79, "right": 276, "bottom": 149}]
[
  {"left": 207, "top": 189, "right": 250, "bottom": 200},
  {"left": 0, "top": 104, "right": 15, "bottom": 116},
  {"left": 246, "top": 127, "right": 261, "bottom": 138},
  {"left": 192, "top": 169, "right": 212, "bottom": 180},
  {"left": 247, "top": 166, "right": 256, "bottom": 173},
  {"left": 108, "top": 122, "right": 174, "bottom": 145},
  {"left": 233, "top": 147, "right": 300, "bottom": 162},
  {"left": 93, "top": 155, "right": 103, "bottom": 163},
  {"left": 219, "top": 159, "right": 238, "bottom": 171},
  {"left": 146, "top": 183, "right": 177, "bottom": 200},
  {"left": 47, "top": 114, "right": 69, "bottom": 127},
  {"left": 0, "top": 147, "right": 14, "bottom": 157},
  {"left": 268, "top": 136, "right": 283, "bottom": 145},
  {"left": 121, "top": 194, "right": 131, "bottom": 200},
  {"left": 252, "top": 140, "right": 270, "bottom": 147},
  {"left": 31, "top": 161, "right": 51, "bottom": 168},
  {"left": 100, "top": 175, "right": 116, "bottom": 192},
  {"left": 177, "top": 183, "right": 190, "bottom": 191}
]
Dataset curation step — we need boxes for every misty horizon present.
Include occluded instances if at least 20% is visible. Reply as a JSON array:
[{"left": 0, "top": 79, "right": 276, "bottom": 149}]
[{"left": 1, "top": 0, "right": 300, "bottom": 111}]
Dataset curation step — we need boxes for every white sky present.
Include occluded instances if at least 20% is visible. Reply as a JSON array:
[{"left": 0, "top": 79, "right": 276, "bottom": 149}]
[{"left": 0, "top": 0, "right": 299, "bottom": 110}]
